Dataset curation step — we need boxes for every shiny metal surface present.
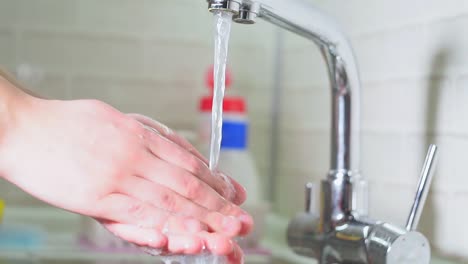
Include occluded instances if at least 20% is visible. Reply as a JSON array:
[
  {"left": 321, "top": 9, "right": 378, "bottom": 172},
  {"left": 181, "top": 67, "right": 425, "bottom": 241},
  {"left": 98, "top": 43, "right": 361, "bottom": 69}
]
[
  {"left": 204, "top": 1, "right": 436, "bottom": 263},
  {"left": 255, "top": 0, "right": 360, "bottom": 173},
  {"left": 305, "top": 183, "right": 317, "bottom": 214},
  {"left": 287, "top": 212, "right": 321, "bottom": 258},
  {"left": 406, "top": 144, "right": 438, "bottom": 231},
  {"left": 208, "top": 0, "right": 361, "bottom": 173},
  {"left": 367, "top": 223, "right": 430, "bottom": 264},
  {"left": 207, "top": 0, "right": 241, "bottom": 13},
  {"left": 233, "top": 2, "right": 260, "bottom": 24},
  {"left": 354, "top": 178, "right": 368, "bottom": 217}
]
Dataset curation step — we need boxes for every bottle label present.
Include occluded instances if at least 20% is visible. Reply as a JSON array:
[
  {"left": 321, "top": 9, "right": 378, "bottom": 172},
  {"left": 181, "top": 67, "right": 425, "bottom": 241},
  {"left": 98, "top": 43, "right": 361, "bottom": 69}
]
[{"left": 221, "top": 121, "right": 248, "bottom": 150}]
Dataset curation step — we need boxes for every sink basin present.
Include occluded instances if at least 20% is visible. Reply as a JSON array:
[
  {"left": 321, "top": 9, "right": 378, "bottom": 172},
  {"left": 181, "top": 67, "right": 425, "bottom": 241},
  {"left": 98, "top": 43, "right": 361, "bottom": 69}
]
[{"left": 0, "top": 207, "right": 464, "bottom": 264}]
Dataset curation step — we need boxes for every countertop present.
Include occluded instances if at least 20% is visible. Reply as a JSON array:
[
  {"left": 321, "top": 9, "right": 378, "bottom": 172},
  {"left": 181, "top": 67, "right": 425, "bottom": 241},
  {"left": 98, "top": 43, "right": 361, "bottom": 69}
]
[{"left": 0, "top": 207, "right": 462, "bottom": 264}]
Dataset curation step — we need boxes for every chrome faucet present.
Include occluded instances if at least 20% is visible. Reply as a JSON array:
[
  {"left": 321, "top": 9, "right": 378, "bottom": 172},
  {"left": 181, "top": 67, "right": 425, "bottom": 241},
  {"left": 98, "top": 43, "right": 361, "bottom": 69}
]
[{"left": 206, "top": 0, "right": 438, "bottom": 263}]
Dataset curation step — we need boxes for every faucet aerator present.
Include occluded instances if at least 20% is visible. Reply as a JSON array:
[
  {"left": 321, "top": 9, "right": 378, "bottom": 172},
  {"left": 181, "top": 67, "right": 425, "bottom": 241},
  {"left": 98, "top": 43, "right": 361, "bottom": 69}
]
[
  {"left": 233, "top": 3, "right": 259, "bottom": 24},
  {"left": 207, "top": 0, "right": 241, "bottom": 14}
]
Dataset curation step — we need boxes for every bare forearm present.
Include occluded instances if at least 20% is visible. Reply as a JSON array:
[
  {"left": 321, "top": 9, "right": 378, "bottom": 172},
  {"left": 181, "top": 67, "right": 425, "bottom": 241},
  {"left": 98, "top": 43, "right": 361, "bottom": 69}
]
[
  {"left": 0, "top": 69, "right": 24, "bottom": 131},
  {"left": 0, "top": 68, "right": 36, "bottom": 177}
]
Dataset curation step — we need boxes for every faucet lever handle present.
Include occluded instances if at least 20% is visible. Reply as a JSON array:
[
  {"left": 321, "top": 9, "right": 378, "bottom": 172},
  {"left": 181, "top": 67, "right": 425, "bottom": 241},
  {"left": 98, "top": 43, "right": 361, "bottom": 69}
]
[{"left": 405, "top": 144, "right": 438, "bottom": 231}]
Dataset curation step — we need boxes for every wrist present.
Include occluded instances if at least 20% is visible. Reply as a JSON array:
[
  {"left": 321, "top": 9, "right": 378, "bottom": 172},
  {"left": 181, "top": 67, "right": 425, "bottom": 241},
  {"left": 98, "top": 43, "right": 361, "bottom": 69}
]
[{"left": 0, "top": 70, "right": 39, "bottom": 178}]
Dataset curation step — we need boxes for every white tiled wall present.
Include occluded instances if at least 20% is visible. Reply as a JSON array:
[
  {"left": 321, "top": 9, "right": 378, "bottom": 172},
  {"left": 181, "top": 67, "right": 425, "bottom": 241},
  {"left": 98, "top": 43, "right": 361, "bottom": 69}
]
[
  {"left": 274, "top": 0, "right": 468, "bottom": 261},
  {"left": 1, "top": 0, "right": 467, "bottom": 261},
  {"left": 0, "top": 0, "right": 275, "bottom": 206}
]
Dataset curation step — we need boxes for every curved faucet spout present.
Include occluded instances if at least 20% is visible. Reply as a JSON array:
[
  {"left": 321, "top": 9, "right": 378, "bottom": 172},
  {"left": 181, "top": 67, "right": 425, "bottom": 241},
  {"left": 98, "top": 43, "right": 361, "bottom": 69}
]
[
  {"left": 205, "top": 1, "right": 433, "bottom": 264},
  {"left": 208, "top": 0, "right": 361, "bottom": 174},
  {"left": 252, "top": 0, "right": 361, "bottom": 174}
]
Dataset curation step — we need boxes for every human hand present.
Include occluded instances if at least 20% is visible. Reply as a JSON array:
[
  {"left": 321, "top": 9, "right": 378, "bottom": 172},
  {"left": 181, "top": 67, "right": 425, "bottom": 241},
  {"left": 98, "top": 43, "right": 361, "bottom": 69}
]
[{"left": 0, "top": 85, "right": 251, "bottom": 261}]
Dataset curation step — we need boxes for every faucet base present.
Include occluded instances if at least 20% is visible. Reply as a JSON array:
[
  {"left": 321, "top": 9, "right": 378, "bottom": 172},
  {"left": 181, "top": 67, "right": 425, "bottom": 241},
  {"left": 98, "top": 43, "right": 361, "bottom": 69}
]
[
  {"left": 288, "top": 172, "right": 430, "bottom": 264},
  {"left": 367, "top": 223, "right": 430, "bottom": 264},
  {"left": 288, "top": 214, "right": 431, "bottom": 264}
]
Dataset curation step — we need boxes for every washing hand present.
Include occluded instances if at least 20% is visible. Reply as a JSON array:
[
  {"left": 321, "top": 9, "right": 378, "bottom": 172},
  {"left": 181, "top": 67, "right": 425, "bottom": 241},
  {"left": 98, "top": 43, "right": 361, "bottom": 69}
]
[{"left": 0, "top": 76, "right": 251, "bottom": 262}]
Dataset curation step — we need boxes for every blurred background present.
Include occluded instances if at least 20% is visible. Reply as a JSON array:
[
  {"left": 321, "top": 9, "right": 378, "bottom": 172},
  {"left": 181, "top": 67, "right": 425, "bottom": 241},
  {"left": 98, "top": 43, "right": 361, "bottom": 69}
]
[{"left": 0, "top": 0, "right": 467, "bottom": 263}]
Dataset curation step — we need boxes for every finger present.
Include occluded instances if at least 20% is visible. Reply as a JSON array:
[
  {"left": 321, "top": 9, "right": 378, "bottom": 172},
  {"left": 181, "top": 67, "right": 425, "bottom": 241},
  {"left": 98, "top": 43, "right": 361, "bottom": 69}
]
[
  {"left": 221, "top": 174, "right": 247, "bottom": 206},
  {"left": 138, "top": 155, "right": 252, "bottom": 235},
  {"left": 95, "top": 193, "right": 204, "bottom": 234},
  {"left": 227, "top": 243, "right": 244, "bottom": 264},
  {"left": 127, "top": 113, "right": 207, "bottom": 162},
  {"left": 165, "top": 234, "right": 204, "bottom": 255},
  {"left": 161, "top": 232, "right": 235, "bottom": 256},
  {"left": 142, "top": 127, "right": 246, "bottom": 205},
  {"left": 138, "top": 153, "right": 242, "bottom": 216},
  {"left": 103, "top": 223, "right": 239, "bottom": 258},
  {"left": 119, "top": 176, "right": 244, "bottom": 237},
  {"left": 128, "top": 113, "right": 247, "bottom": 205},
  {"left": 197, "top": 231, "right": 234, "bottom": 256},
  {"left": 103, "top": 223, "right": 204, "bottom": 255},
  {"left": 102, "top": 222, "right": 167, "bottom": 249}
]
